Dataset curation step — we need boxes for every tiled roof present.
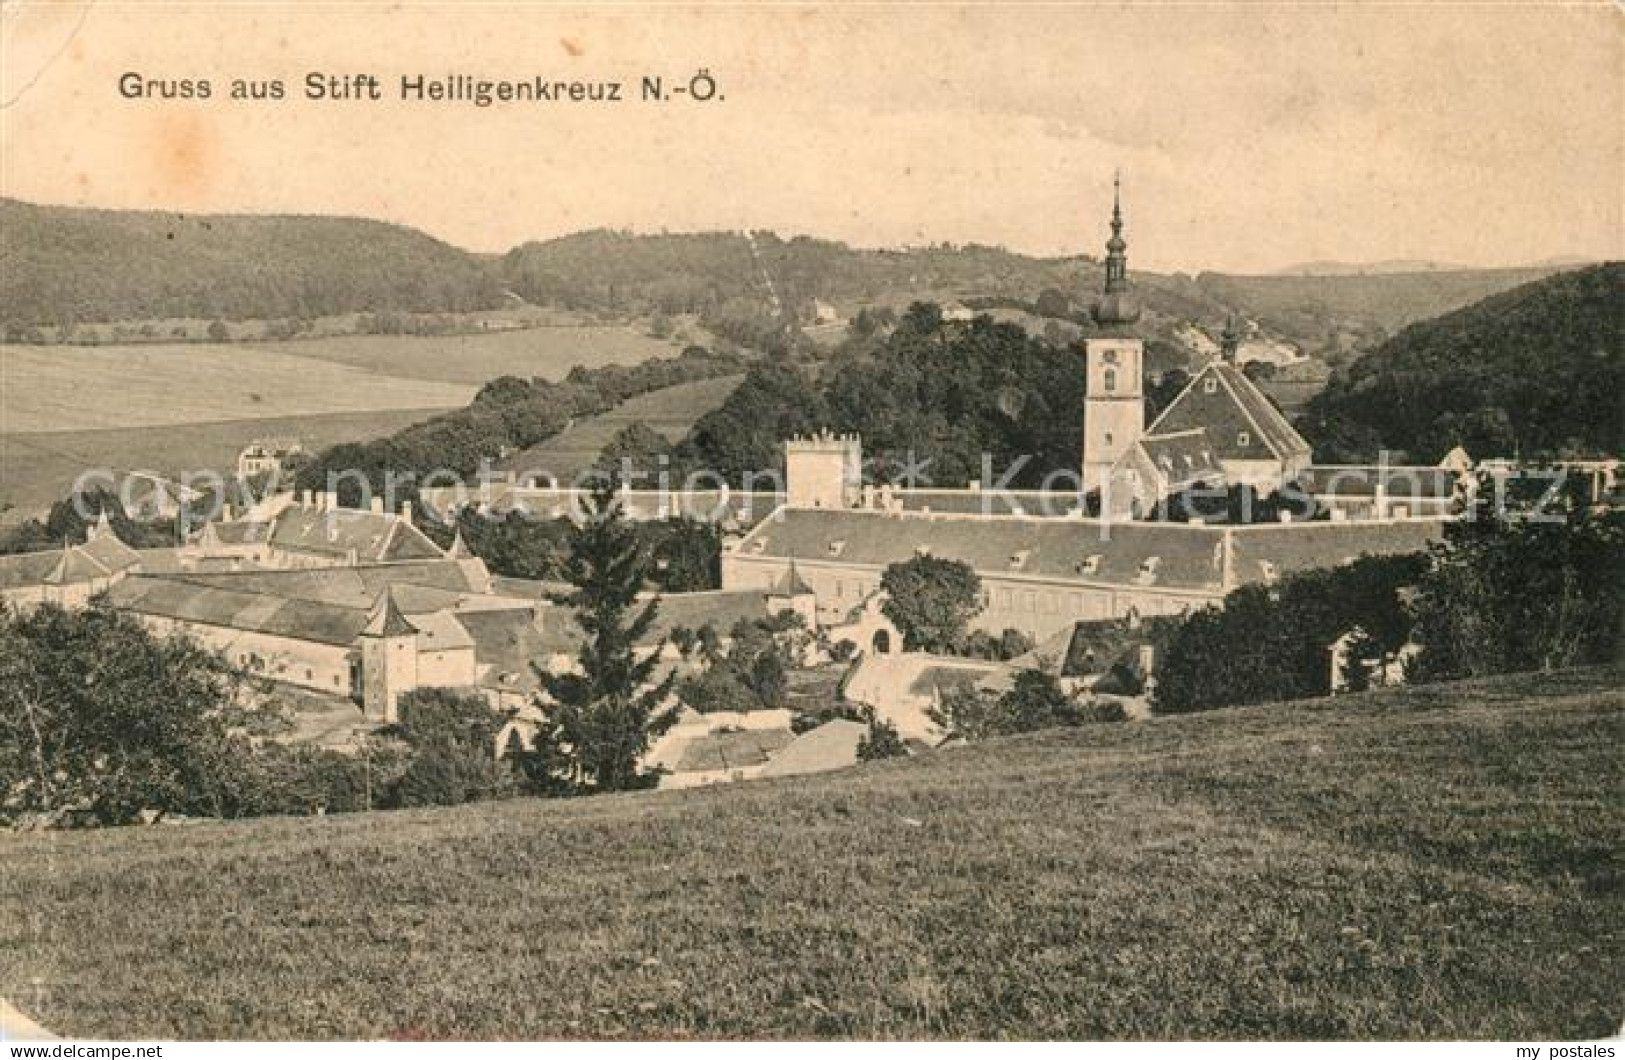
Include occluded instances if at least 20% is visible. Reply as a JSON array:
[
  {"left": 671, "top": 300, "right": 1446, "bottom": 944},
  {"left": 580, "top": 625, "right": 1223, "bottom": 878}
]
[
  {"left": 208, "top": 521, "right": 273, "bottom": 545},
  {"left": 758, "top": 719, "right": 865, "bottom": 778},
  {"left": 738, "top": 508, "right": 1230, "bottom": 590},
  {"left": 266, "top": 507, "right": 445, "bottom": 562},
  {"left": 672, "top": 726, "right": 796, "bottom": 773},
  {"left": 736, "top": 508, "right": 1443, "bottom": 593},
  {"left": 1228, "top": 520, "right": 1442, "bottom": 584},
  {"left": 79, "top": 532, "right": 142, "bottom": 574},
  {"left": 46, "top": 548, "right": 111, "bottom": 585},
  {"left": 165, "top": 561, "right": 486, "bottom": 610},
  {"left": 460, "top": 609, "right": 580, "bottom": 692},
  {"left": 1149, "top": 361, "right": 1311, "bottom": 463},
  {"left": 1131, "top": 429, "right": 1227, "bottom": 489},
  {"left": 403, "top": 608, "right": 474, "bottom": 651},
  {"left": 769, "top": 565, "right": 814, "bottom": 597},
  {"left": 0, "top": 550, "right": 67, "bottom": 590},
  {"left": 434, "top": 486, "right": 783, "bottom": 527},
  {"left": 363, "top": 590, "right": 417, "bottom": 637},
  {"left": 647, "top": 590, "right": 772, "bottom": 639},
  {"left": 106, "top": 575, "right": 370, "bottom": 646}
]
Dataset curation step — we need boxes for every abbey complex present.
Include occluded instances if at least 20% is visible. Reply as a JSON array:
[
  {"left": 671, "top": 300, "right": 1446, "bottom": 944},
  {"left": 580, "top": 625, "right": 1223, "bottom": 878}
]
[{"left": 0, "top": 184, "right": 1558, "bottom": 758}]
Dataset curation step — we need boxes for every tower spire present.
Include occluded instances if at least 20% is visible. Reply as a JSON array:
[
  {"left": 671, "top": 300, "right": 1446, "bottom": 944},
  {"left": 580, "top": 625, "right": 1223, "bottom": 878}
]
[{"left": 1091, "top": 170, "right": 1141, "bottom": 326}]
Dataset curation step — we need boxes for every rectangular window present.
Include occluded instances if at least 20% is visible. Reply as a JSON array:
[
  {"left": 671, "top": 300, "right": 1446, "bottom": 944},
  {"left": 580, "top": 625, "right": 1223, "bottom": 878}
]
[
  {"left": 1238, "top": 431, "right": 1251, "bottom": 447},
  {"left": 1023, "top": 591, "right": 1037, "bottom": 613}
]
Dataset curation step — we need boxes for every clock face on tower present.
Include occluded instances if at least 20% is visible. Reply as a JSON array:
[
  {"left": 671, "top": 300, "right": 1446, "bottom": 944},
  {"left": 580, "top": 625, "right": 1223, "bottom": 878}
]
[{"left": 1103, "top": 350, "right": 1119, "bottom": 365}]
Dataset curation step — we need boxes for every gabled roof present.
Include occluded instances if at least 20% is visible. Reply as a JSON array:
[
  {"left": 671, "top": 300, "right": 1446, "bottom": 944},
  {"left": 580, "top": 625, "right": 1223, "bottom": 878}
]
[
  {"left": 0, "top": 549, "right": 71, "bottom": 590},
  {"left": 267, "top": 506, "right": 446, "bottom": 562},
  {"left": 163, "top": 560, "right": 489, "bottom": 610},
  {"left": 78, "top": 532, "right": 142, "bottom": 574},
  {"left": 1124, "top": 429, "right": 1227, "bottom": 490},
  {"left": 758, "top": 719, "right": 865, "bottom": 778},
  {"left": 105, "top": 575, "right": 370, "bottom": 646},
  {"left": 45, "top": 547, "right": 112, "bottom": 585},
  {"left": 1148, "top": 361, "right": 1311, "bottom": 463},
  {"left": 645, "top": 590, "right": 772, "bottom": 640}
]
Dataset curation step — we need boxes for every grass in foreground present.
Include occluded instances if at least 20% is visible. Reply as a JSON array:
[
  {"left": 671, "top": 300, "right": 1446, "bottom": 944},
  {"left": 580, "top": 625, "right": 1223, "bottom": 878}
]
[{"left": 0, "top": 667, "right": 1619, "bottom": 1040}]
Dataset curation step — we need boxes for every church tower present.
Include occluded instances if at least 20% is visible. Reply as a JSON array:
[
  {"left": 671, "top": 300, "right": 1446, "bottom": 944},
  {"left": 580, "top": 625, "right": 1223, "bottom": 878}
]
[{"left": 1081, "top": 175, "right": 1145, "bottom": 494}]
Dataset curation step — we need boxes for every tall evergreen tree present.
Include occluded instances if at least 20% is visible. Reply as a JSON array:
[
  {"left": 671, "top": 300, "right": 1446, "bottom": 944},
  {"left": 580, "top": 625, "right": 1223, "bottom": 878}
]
[{"left": 521, "top": 487, "right": 678, "bottom": 794}]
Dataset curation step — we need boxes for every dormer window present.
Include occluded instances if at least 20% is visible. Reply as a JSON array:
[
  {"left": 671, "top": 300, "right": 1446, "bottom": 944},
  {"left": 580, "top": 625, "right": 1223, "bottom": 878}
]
[
  {"left": 1237, "top": 431, "right": 1251, "bottom": 447},
  {"left": 1204, "top": 377, "right": 1218, "bottom": 394},
  {"left": 914, "top": 544, "right": 932, "bottom": 557},
  {"left": 827, "top": 540, "right": 846, "bottom": 557},
  {"left": 1076, "top": 554, "right": 1101, "bottom": 576},
  {"left": 1259, "top": 560, "right": 1277, "bottom": 584},
  {"left": 1009, "top": 549, "right": 1031, "bottom": 571},
  {"left": 1136, "top": 557, "right": 1161, "bottom": 584}
]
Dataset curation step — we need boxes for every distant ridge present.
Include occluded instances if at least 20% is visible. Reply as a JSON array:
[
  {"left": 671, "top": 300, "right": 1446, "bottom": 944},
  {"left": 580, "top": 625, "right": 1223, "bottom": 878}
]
[
  {"left": 1273, "top": 257, "right": 1594, "bottom": 277},
  {"left": 0, "top": 198, "right": 1587, "bottom": 364},
  {"left": 0, "top": 197, "right": 504, "bottom": 328}
]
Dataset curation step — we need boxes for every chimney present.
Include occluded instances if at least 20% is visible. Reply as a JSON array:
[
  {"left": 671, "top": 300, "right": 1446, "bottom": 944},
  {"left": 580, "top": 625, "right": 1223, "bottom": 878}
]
[
  {"left": 399, "top": 501, "right": 413, "bottom": 525},
  {"left": 370, "top": 496, "right": 385, "bottom": 514}
]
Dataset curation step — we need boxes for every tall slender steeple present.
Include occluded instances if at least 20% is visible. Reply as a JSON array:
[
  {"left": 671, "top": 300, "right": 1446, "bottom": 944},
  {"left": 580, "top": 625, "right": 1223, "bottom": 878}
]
[
  {"left": 1219, "top": 313, "right": 1242, "bottom": 364},
  {"left": 1092, "top": 171, "right": 1142, "bottom": 327}
]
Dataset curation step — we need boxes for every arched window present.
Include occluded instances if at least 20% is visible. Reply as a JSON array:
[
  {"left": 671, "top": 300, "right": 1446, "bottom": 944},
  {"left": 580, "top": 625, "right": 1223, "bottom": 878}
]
[{"left": 1103, "top": 367, "right": 1117, "bottom": 393}]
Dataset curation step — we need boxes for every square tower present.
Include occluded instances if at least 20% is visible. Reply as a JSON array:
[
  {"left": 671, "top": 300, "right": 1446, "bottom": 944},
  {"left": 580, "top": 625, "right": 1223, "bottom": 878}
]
[
  {"left": 785, "top": 432, "right": 862, "bottom": 509},
  {"left": 1081, "top": 337, "right": 1145, "bottom": 494}
]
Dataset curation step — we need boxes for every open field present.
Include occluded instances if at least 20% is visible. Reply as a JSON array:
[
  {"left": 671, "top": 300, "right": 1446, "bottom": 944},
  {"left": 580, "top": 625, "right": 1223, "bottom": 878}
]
[
  {"left": 264, "top": 326, "right": 687, "bottom": 385},
  {"left": 505, "top": 374, "right": 745, "bottom": 479},
  {"left": 0, "top": 409, "right": 450, "bottom": 520},
  {"left": 0, "top": 343, "right": 472, "bottom": 435},
  {"left": 0, "top": 327, "right": 695, "bottom": 518},
  {"left": 0, "top": 328, "right": 685, "bottom": 435},
  {"left": 0, "top": 667, "right": 1618, "bottom": 1040}
]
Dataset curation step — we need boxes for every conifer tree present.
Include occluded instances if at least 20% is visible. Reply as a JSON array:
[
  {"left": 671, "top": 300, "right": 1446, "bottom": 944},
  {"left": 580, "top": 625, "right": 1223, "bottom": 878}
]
[{"left": 523, "top": 486, "right": 677, "bottom": 793}]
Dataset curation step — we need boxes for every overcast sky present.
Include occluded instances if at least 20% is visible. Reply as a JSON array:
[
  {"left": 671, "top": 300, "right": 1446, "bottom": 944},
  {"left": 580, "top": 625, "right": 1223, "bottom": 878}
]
[{"left": 2, "top": 2, "right": 1620, "bottom": 274}]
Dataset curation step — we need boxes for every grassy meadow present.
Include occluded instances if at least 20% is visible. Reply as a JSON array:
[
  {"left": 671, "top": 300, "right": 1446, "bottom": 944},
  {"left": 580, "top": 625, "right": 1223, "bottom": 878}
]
[{"left": 0, "top": 667, "right": 1618, "bottom": 1040}]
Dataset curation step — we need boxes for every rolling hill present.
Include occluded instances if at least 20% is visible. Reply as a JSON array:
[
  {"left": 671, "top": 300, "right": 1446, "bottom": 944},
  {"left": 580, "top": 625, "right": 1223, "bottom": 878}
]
[
  {"left": 0, "top": 198, "right": 504, "bottom": 328},
  {"left": 1, "top": 666, "right": 1618, "bottom": 1040},
  {"left": 1300, "top": 262, "right": 1624, "bottom": 462},
  {"left": 4, "top": 199, "right": 1576, "bottom": 367}
]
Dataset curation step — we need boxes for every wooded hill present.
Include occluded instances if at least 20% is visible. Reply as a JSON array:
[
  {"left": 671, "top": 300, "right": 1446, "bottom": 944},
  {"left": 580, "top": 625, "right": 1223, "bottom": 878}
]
[
  {"left": 3, "top": 197, "right": 1571, "bottom": 365},
  {"left": 1300, "top": 262, "right": 1623, "bottom": 462},
  {"left": 0, "top": 198, "right": 505, "bottom": 328}
]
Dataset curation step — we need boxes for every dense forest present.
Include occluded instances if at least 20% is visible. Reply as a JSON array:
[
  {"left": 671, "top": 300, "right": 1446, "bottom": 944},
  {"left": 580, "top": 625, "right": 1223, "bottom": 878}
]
[
  {"left": 676, "top": 304, "right": 1086, "bottom": 487},
  {"left": 1299, "top": 263, "right": 1623, "bottom": 462},
  {"left": 4, "top": 198, "right": 1568, "bottom": 366},
  {"left": 0, "top": 198, "right": 504, "bottom": 329}
]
